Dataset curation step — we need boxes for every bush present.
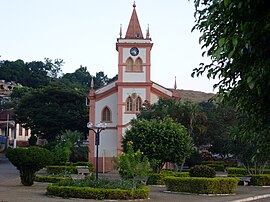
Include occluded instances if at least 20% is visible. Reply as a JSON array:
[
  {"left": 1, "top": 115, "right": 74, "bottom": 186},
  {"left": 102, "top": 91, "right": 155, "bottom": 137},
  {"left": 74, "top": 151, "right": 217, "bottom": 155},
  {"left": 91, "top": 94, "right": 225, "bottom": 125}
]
[
  {"left": 164, "top": 177, "right": 239, "bottom": 194},
  {"left": 147, "top": 172, "right": 189, "bottom": 185},
  {"left": 70, "top": 147, "right": 88, "bottom": 162},
  {"left": 250, "top": 175, "right": 270, "bottom": 186},
  {"left": 227, "top": 168, "right": 248, "bottom": 176},
  {"left": 206, "top": 164, "right": 225, "bottom": 171},
  {"left": 189, "top": 165, "right": 216, "bottom": 178},
  {"left": 227, "top": 168, "right": 270, "bottom": 177},
  {"left": 35, "top": 175, "right": 71, "bottom": 183},
  {"left": 6, "top": 146, "right": 53, "bottom": 186}
]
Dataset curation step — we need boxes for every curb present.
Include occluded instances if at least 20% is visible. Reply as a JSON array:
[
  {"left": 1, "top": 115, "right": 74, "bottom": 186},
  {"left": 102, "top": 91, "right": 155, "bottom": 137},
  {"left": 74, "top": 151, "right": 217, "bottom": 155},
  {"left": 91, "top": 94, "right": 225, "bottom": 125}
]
[{"left": 229, "top": 194, "right": 270, "bottom": 202}]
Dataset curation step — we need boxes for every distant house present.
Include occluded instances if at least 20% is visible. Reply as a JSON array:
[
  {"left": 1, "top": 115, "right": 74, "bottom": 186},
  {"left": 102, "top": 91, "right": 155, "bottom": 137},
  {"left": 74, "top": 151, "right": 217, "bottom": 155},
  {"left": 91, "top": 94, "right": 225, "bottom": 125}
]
[
  {"left": 0, "top": 80, "right": 22, "bottom": 105},
  {"left": 0, "top": 109, "right": 31, "bottom": 147}
]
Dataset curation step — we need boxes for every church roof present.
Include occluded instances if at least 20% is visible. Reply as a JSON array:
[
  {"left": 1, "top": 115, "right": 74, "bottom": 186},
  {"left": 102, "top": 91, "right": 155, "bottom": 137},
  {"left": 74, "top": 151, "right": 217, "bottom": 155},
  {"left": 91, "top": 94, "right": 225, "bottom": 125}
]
[{"left": 125, "top": 2, "right": 144, "bottom": 39}]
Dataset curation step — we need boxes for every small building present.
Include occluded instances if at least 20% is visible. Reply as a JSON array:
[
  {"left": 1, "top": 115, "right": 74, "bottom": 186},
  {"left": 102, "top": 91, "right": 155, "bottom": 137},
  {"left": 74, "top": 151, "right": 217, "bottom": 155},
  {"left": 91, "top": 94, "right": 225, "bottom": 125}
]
[
  {"left": 87, "top": 3, "right": 180, "bottom": 172},
  {"left": 0, "top": 109, "right": 31, "bottom": 147}
]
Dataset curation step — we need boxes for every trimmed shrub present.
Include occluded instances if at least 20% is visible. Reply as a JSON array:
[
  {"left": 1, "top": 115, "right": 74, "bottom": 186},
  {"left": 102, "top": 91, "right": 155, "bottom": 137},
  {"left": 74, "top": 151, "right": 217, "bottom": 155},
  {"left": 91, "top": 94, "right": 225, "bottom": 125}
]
[
  {"left": 46, "top": 185, "right": 150, "bottom": 200},
  {"left": 227, "top": 168, "right": 248, "bottom": 176},
  {"left": 250, "top": 175, "right": 270, "bottom": 186},
  {"left": 6, "top": 146, "right": 53, "bottom": 186},
  {"left": 164, "top": 176, "right": 239, "bottom": 194},
  {"left": 201, "top": 161, "right": 226, "bottom": 165},
  {"left": 189, "top": 165, "right": 216, "bottom": 178},
  {"left": 147, "top": 172, "right": 189, "bottom": 185},
  {"left": 206, "top": 164, "right": 225, "bottom": 171},
  {"left": 35, "top": 175, "right": 70, "bottom": 183},
  {"left": 227, "top": 168, "right": 270, "bottom": 177}
]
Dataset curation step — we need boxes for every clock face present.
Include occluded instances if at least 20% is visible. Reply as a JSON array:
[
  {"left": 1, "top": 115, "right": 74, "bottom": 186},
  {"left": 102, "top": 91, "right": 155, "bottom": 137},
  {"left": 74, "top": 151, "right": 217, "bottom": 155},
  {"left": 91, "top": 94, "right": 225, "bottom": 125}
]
[{"left": 130, "top": 47, "right": 139, "bottom": 56}]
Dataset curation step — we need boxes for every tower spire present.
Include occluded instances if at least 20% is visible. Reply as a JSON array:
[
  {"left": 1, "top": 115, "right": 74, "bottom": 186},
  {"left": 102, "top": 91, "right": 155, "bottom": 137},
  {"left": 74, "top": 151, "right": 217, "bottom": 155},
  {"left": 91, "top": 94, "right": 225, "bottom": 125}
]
[
  {"left": 174, "top": 76, "right": 177, "bottom": 90},
  {"left": 125, "top": 2, "right": 144, "bottom": 39},
  {"left": 90, "top": 77, "right": 94, "bottom": 90},
  {"left": 146, "top": 24, "right": 150, "bottom": 39},
  {"left": 119, "top": 24, "right": 122, "bottom": 38}
]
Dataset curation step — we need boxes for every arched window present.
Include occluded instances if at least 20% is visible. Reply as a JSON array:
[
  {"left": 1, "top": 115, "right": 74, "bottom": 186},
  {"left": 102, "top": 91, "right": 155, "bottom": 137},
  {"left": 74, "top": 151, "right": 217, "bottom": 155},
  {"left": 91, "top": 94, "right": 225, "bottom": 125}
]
[
  {"left": 135, "top": 96, "right": 142, "bottom": 111},
  {"left": 135, "top": 58, "right": 143, "bottom": 71},
  {"left": 126, "top": 57, "right": 133, "bottom": 71},
  {"left": 126, "top": 96, "right": 133, "bottom": 111},
  {"left": 101, "top": 106, "right": 111, "bottom": 122}
]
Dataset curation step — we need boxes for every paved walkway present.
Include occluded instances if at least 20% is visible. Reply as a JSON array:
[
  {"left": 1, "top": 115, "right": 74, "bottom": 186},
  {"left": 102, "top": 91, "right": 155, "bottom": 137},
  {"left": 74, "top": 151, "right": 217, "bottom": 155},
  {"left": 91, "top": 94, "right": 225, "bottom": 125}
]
[{"left": 1, "top": 153, "right": 270, "bottom": 202}]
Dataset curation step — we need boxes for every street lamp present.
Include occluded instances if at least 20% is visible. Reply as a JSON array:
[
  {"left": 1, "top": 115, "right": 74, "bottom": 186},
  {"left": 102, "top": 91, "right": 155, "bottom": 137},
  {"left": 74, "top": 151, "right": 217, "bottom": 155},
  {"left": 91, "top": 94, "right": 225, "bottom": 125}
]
[{"left": 87, "top": 122, "right": 107, "bottom": 180}]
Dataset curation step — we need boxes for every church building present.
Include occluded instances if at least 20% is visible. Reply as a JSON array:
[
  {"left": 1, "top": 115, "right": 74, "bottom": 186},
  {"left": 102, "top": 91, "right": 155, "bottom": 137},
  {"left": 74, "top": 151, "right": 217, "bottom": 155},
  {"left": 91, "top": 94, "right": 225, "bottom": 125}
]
[{"left": 88, "top": 3, "right": 180, "bottom": 172}]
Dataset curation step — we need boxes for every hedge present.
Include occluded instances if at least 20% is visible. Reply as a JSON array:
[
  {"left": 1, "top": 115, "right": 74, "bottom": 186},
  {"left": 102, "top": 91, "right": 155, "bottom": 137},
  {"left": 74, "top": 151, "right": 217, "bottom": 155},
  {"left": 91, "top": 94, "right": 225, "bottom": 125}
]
[
  {"left": 147, "top": 172, "right": 189, "bottom": 185},
  {"left": 227, "top": 168, "right": 270, "bottom": 177},
  {"left": 46, "top": 185, "right": 150, "bottom": 200},
  {"left": 201, "top": 161, "right": 225, "bottom": 171},
  {"left": 164, "top": 177, "right": 239, "bottom": 194},
  {"left": 250, "top": 175, "right": 270, "bottom": 186},
  {"left": 35, "top": 175, "right": 71, "bottom": 183}
]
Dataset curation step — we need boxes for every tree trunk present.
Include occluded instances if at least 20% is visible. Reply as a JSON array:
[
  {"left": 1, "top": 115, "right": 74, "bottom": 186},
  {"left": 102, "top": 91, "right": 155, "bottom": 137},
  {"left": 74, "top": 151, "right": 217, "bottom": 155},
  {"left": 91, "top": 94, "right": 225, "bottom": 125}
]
[{"left": 20, "top": 168, "right": 35, "bottom": 186}]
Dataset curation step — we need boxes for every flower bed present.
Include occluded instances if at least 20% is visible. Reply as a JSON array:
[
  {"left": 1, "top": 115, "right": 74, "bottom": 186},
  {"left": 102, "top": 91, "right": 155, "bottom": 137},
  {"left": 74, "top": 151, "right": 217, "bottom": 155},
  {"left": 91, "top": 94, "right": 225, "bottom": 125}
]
[{"left": 164, "top": 176, "right": 239, "bottom": 194}]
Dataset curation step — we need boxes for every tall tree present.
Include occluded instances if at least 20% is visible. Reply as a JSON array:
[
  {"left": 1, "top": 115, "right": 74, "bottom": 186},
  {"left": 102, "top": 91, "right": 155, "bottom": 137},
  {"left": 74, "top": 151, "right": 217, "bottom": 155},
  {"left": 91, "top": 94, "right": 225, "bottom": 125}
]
[
  {"left": 191, "top": 0, "right": 270, "bottom": 138},
  {"left": 14, "top": 83, "right": 88, "bottom": 141}
]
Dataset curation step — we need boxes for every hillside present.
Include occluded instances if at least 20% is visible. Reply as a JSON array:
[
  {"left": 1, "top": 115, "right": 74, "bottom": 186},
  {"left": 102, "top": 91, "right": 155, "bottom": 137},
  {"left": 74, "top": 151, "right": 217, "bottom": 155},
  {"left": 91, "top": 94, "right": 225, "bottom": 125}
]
[{"left": 177, "top": 89, "right": 215, "bottom": 103}]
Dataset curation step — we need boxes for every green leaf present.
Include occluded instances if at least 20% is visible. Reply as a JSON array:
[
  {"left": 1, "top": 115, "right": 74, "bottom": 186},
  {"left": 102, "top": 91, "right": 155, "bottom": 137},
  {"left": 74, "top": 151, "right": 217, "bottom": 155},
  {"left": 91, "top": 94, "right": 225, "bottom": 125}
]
[
  {"left": 224, "top": 0, "right": 232, "bottom": 7},
  {"left": 247, "top": 76, "right": 255, "bottom": 89},
  {"left": 228, "top": 49, "right": 235, "bottom": 58},
  {"left": 218, "top": 38, "right": 225, "bottom": 47},
  {"left": 232, "top": 38, "right": 238, "bottom": 48}
]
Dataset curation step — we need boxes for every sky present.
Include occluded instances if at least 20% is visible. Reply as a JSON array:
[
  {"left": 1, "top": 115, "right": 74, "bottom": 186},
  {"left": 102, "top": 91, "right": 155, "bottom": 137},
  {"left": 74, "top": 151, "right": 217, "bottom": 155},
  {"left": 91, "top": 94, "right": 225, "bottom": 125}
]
[{"left": 0, "top": 0, "right": 217, "bottom": 93}]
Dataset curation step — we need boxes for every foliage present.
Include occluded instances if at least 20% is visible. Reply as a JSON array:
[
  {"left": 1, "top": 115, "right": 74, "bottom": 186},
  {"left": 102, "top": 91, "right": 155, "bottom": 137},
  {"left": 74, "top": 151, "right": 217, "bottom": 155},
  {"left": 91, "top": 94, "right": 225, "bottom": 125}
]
[
  {"left": 230, "top": 129, "right": 270, "bottom": 174},
  {"left": 70, "top": 147, "right": 88, "bottom": 162},
  {"left": 123, "top": 118, "right": 193, "bottom": 173},
  {"left": 14, "top": 84, "right": 88, "bottom": 141},
  {"left": 0, "top": 59, "right": 63, "bottom": 88},
  {"left": 189, "top": 165, "right": 216, "bottom": 178},
  {"left": 227, "top": 168, "right": 270, "bottom": 177},
  {"left": 47, "top": 166, "right": 77, "bottom": 175},
  {"left": 28, "top": 135, "right": 37, "bottom": 146},
  {"left": 35, "top": 175, "right": 70, "bottom": 183},
  {"left": 138, "top": 98, "right": 207, "bottom": 146},
  {"left": 201, "top": 161, "right": 226, "bottom": 171},
  {"left": 164, "top": 176, "right": 239, "bottom": 194},
  {"left": 114, "top": 141, "right": 151, "bottom": 183},
  {"left": 200, "top": 102, "right": 237, "bottom": 157},
  {"left": 185, "top": 149, "right": 202, "bottom": 168},
  {"left": 56, "top": 178, "right": 140, "bottom": 189},
  {"left": 47, "top": 184, "right": 150, "bottom": 200},
  {"left": 250, "top": 175, "right": 270, "bottom": 186},
  {"left": 147, "top": 172, "right": 189, "bottom": 185},
  {"left": 192, "top": 0, "right": 270, "bottom": 167},
  {"left": 53, "top": 139, "right": 72, "bottom": 164},
  {"left": 6, "top": 146, "right": 53, "bottom": 186}
]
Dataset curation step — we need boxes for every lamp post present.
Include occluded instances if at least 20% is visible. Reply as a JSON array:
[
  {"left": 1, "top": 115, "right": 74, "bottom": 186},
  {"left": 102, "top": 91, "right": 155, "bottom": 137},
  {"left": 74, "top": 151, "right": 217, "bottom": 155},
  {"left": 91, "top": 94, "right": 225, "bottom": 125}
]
[{"left": 87, "top": 122, "right": 107, "bottom": 180}]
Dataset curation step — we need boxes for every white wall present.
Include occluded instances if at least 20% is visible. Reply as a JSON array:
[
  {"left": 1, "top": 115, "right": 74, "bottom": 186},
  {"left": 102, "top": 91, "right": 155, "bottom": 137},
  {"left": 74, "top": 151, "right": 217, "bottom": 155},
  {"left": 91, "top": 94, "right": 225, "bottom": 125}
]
[
  {"left": 95, "top": 92, "right": 118, "bottom": 127},
  {"left": 97, "top": 129, "right": 118, "bottom": 157}
]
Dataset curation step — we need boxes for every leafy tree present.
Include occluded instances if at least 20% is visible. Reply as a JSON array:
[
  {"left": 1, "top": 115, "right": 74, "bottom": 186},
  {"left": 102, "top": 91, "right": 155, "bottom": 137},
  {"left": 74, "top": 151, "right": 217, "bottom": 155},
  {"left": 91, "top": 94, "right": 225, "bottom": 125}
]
[
  {"left": 139, "top": 98, "right": 207, "bottom": 146},
  {"left": 123, "top": 118, "right": 192, "bottom": 173},
  {"left": 191, "top": 0, "right": 270, "bottom": 153},
  {"left": 200, "top": 102, "right": 238, "bottom": 158},
  {"left": 14, "top": 83, "right": 88, "bottom": 141},
  {"left": 6, "top": 146, "right": 53, "bottom": 186},
  {"left": 114, "top": 141, "right": 151, "bottom": 188}
]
